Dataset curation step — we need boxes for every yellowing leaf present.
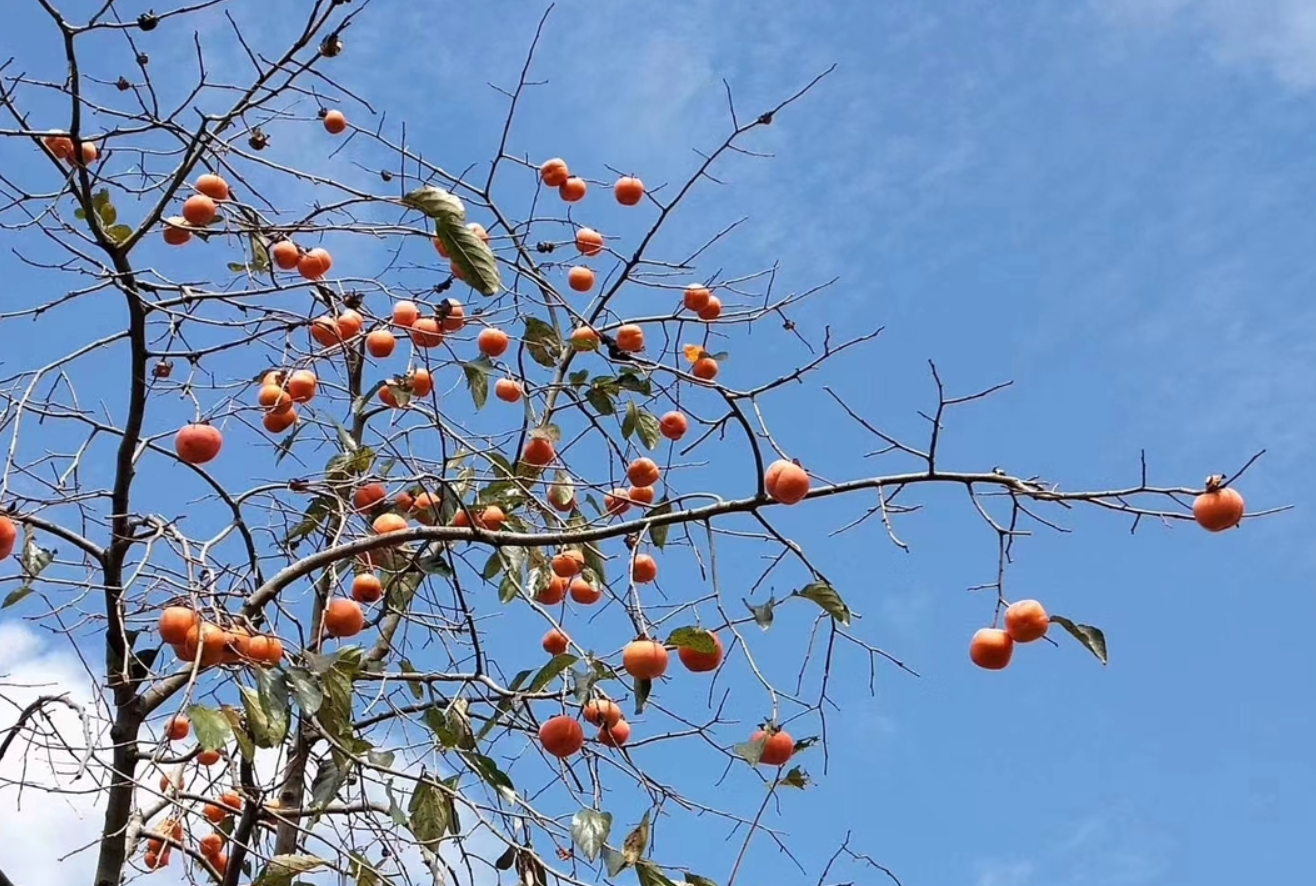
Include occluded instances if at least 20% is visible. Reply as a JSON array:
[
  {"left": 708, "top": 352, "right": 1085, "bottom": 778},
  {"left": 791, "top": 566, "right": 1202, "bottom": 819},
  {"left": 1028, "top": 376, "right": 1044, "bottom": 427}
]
[{"left": 682, "top": 344, "right": 705, "bottom": 363}]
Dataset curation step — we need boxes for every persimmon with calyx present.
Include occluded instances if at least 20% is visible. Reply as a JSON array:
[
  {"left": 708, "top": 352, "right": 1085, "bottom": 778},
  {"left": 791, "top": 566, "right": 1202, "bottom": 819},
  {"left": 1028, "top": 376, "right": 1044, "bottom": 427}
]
[
  {"left": 1004, "top": 599, "right": 1050, "bottom": 643},
  {"left": 552, "top": 549, "right": 585, "bottom": 578},
  {"left": 678, "top": 632, "right": 724, "bottom": 673},
  {"left": 174, "top": 424, "right": 223, "bottom": 465},
  {"left": 195, "top": 173, "right": 230, "bottom": 201},
  {"left": 583, "top": 698, "right": 623, "bottom": 728},
  {"left": 969, "top": 628, "right": 1014, "bottom": 670},
  {"left": 523, "top": 436, "right": 555, "bottom": 467},
  {"left": 559, "top": 176, "right": 587, "bottom": 202},
  {"left": 598, "top": 719, "right": 632, "bottom": 748},
  {"left": 540, "top": 157, "right": 570, "bottom": 187},
  {"left": 165, "top": 715, "right": 190, "bottom": 741},
  {"left": 440, "top": 300, "right": 466, "bottom": 332},
  {"left": 575, "top": 227, "right": 604, "bottom": 256},
  {"left": 614, "top": 176, "right": 645, "bottom": 206},
  {"left": 623, "top": 639, "right": 669, "bottom": 679},
  {"left": 353, "top": 482, "right": 387, "bottom": 512},
  {"left": 697, "top": 296, "right": 722, "bottom": 321},
  {"left": 1193, "top": 478, "right": 1245, "bottom": 532},
  {"left": 270, "top": 240, "right": 300, "bottom": 269},
  {"left": 409, "top": 317, "right": 443, "bottom": 348},
  {"left": 751, "top": 728, "right": 795, "bottom": 767},
  {"left": 570, "top": 326, "right": 600, "bottom": 351},
  {"left": 262, "top": 408, "right": 297, "bottom": 434},
  {"left": 568, "top": 265, "right": 595, "bottom": 292},
  {"left": 495, "top": 378, "right": 523, "bottom": 403},
  {"left": 323, "top": 109, "right": 347, "bottom": 134},
  {"left": 632, "top": 554, "right": 658, "bottom": 584},
  {"left": 615, "top": 324, "right": 645, "bottom": 352},
  {"left": 659, "top": 411, "right": 688, "bottom": 441},
  {"left": 537, "top": 575, "right": 569, "bottom": 605},
  {"left": 323, "top": 598, "right": 365, "bottom": 639},
  {"left": 542, "top": 628, "right": 569, "bottom": 655},
  {"left": 683, "top": 285, "right": 711, "bottom": 312},
  {"left": 182, "top": 194, "right": 217, "bottom": 226},
  {"left": 392, "top": 300, "right": 419, "bottom": 328},
  {"left": 539, "top": 715, "right": 585, "bottom": 758},
  {"left": 627, "top": 457, "right": 661, "bottom": 488},
  {"left": 692, "top": 357, "right": 719, "bottom": 381},
  {"left": 297, "top": 247, "right": 333, "bottom": 280},
  {"left": 287, "top": 369, "right": 318, "bottom": 403},
  {"left": 478, "top": 327, "right": 510, "bottom": 357},
  {"left": 158, "top": 606, "right": 198, "bottom": 645},
  {"left": 765, "top": 459, "right": 810, "bottom": 505},
  {"left": 410, "top": 368, "right": 434, "bottom": 397},
  {"left": 352, "top": 573, "right": 384, "bottom": 604},
  {"left": 366, "top": 329, "right": 396, "bottom": 358},
  {"left": 162, "top": 218, "right": 191, "bottom": 246},
  {"left": 569, "top": 577, "right": 601, "bottom": 605}
]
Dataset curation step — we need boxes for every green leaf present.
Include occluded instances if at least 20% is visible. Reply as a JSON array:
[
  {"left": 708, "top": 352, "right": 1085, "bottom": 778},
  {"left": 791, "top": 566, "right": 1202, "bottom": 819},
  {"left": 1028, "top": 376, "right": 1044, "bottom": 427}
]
[
  {"left": 250, "top": 235, "right": 271, "bottom": 273},
  {"left": 687, "top": 875, "right": 721, "bottom": 886},
  {"left": 253, "top": 854, "right": 326, "bottom": 886},
  {"left": 285, "top": 496, "right": 334, "bottom": 548},
  {"left": 353, "top": 380, "right": 386, "bottom": 416},
  {"left": 399, "top": 659, "right": 424, "bottom": 700},
  {"left": 666, "top": 626, "right": 717, "bottom": 654},
  {"left": 241, "top": 669, "right": 290, "bottom": 747},
  {"left": 744, "top": 596, "right": 776, "bottom": 631},
  {"left": 481, "top": 551, "right": 505, "bottom": 580},
  {"left": 778, "top": 766, "right": 811, "bottom": 789},
  {"left": 310, "top": 753, "right": 347, "bottom": 810},
  {"left": 1049, "top": 615, "right": 1108, "bottom": 665},
  {"left": 529, "top": 654, "right": 578, "bottom": 692},
  {"left": 285, "top": 667, "right": 324, "bottom": 716},
  {"left": 318, "top": 651, "right": 360, "bottom": 745},
  {"left": 569, "top": 369, "right": 590, "bottom": 388},
  {"left": 21, "top": 534, "right": 54, "bottom": 582},
  {"left": 636, "top": 861, "right": 678, "bottom": 886},
  {"left": 622, "top": 810, "right": 651, "bottom": 867},
  {"left": 445, "top": 699, "right": 477, "bottom": 750},
  {"left": 635, "top": 409, "right": 662, "bottom": 451},
  {"left": 616, "top": 369, "right": 653, "bottom": 396},
  {"left": 571, "top": 808, "right": 612, "bottom": 863},
  {"left": 634, "top": 677, "right": 652, "bottom": 716},
  {"left": 274, "top": 423, "right": 304, "bottom": 463},
  {"left": 647, "top": 499, "right": 673, "bottom": 549},
  {"left": 385, "top": 782, "right": 409, "bottom": 826},
  {"left": 586, "top": 385, "right": 616, "bottom": 416},
  {"left": 476, "top": 668, "right": 531, "bottom": 741},
  {"left": 462, "top": 357, "right": 493, "bottom": 410},
  {"left": 407, "top": 778, "right": 455, "bottom": 848},
  {"left": 368, "top": 749, "right": 395, "bottom": 768},
  {"left": 402, "top": 186, "right": 466, "bottom": 223},
  {"left": 187, "top": 704, "right": 232, "bottom": 751},
  {"left": 97, "top": 202, "right": 117, "bottom": 226},
  {"left": 73, "top": 207, "right": 86, "bottom": 220},
  {"left": 222, "top": 706, "right": 254, "bottom": 762},
  {"left": 622, "top": 401, "right": 640, "bottom": 440},
  {"left": 442, "top": 223, "right": 502, "bottom": 297},
  {"left": 604, "top": 846, "right": 629, "bottom": 878},
  {"left": 460, "top": 751, "right": 516, "bottom": 800},
  {"left": 734, "top": 734, "right": 768, "bottom": 766},
  {"left": 2, "top": 587, "right": 34, "bottom": 608},
  {"left": 523, "top": 316, "right": 561, "bottom": 368},
  {"left": 795, "top": 582, "right": 851, "bottom": 626},
  {"left": 349, "top": 852, "right": 383, "bottom": 886},
  {"left": 92, "top": 188, "right": 111, "bottom": 212},
  {"left": 107, "top": 224, "right": 132, "bottom": 244}
]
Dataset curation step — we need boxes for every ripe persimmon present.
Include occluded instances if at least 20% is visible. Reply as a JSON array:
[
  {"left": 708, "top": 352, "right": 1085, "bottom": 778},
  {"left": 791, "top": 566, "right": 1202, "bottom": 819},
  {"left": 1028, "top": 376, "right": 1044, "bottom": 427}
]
[
  {"left": 559, "top": 177, "right": 587, "bottom": 202},
  {"left": 198, "top": 833, "right": 224, "bottom": 857},
  {"left": 539, "top": 715, "right": 584, "bottom": 758},
  {"left": 211, "top": 852, "right": 229, "bottom": 876},
  {"left": 174, "top": 424, "right": 223, "bottom": 465},
  {"left": 697, "top": 296, "right": 722, "bottom": 321},
  {"left": 270, "top": 240, "right": 300, "bottom": 270},
  {"left": 352, "top": 573, "right": 384, "bottom": 604},
  {"left": 765, "top": 459, "right": 810, "bottom": 505},
  {"left": 583, "top": 698, "right": 623, "bottom": 728},
  {"left": 373, "top": 512, "right": 408, "bottom": 534},
  {"left": 598, "top": 719, "right": 632, "bottom": 747},
  {"left": 614, "top": 176, "right": 645, "bottom": 206},
  {"left": 659, "top": 411, "right": 688, "bottom": 441},
  {"left": 575, "top": 227, "right": 604, "bottom": 256},
  {"left": 479, "top": 505, "right": 507, "bottom": 531},
  {"left": 537, "top": 575, "right": 569, "bottom": 605},
  {"left": 410, "top": 491, "right": 441, "bottom": 525},
  {"left": 286, "top": 369, "right": 318, "bottom": 403},
  {"left": 570, "top": 326, "right": 599, "bottom": 350},
  {"left": 165, "top": 715, "right": 190, "bottom": 741},
  {"left": 1193, "top": 482, "right": 1245, "bottom": 532},
  {"left": 752, "top": 729, "right": 795, "bottom": 766},
  {"left": 568, "top": 266, "right": 595, "bottom": 293},
  {"left": 0, "top": 516, "right": 12, "bottom": 560},
  {"left": 258, "top": 384, "right": 292, "bottom": 413},
  {"left": 683, "top": 285, "right": 711, "bottom": 312},
  {"left": 352, "top": 482, "right": 387, "bottom": 512},
  {"left": 323, "top": 597, "right": 365, "bottom": 638},
  {"left": 623, "top": 639, "right": 668, "bottom": 679},
  {"left": 540, "top": 157, "right": 570, "bottom": 187},
  {"left": 410, "top": 368, "right": 434, "bottom": 398},
  {"left": 604, "top": 489, "right": 631, "bottom": 517},
  {"left": 182, "top": 623, "right": 227, "bottom": 667},
  {"left": 392, "top": 300, "right": 419, "bottom": 328},
  {"left": 552, "top": 549, "right": 585, "bottom": 578},
  {"left": 202, "top": 800, "right": 230, "bottom": 824},
  {"left": 310, "top": 316, "right": 342, "bottom": 347},
  {"left": 626, "top": 486, "right": 655, "bottom": 506},
  {"left": 626, "top": 457, "right": 661, "bottom": 488},
  {"left": 366, "top": 329, "right": 396, "bottom": 358},
  {"left": 43, "top": 132, "right": 73, "bottom": 159},
  {"left": 263, "top": 407, "right": 297, "bottom": 434},
  {"left": 523, "top": 436, "right": 555, "bottom": 467},
  {"left": 678, "top": 633, "right": 724, "bottom": 673},
  {"left": 409, "top": 317, "right": 443, "bottom": 348},
  {"left": 441, "top": 300, "right": 466, "bottom": 332},
  {"left": 542, "top": 628, "right": 569, "bottom": 655},
  {"left": 494, "top": 378, "right": 523, "bottom": 403},
  {"left": 197, "top": 749, "right": 222, "bottom": 766},
  {"left": 615, "top": 324, "right": 644, "bottom": 352},
  {"left": 297, "top": 248, "right": 333, "bottom": 280},
  {"left": 182, "top": 194, "right": 216, "bottom": 226},
  {"left": 1004, "top": 599, "right": 1050, "bottom": 643},
  {"left": 692, "top": 357, "right": 719, "bottom": 381},
  {"left": 158, "top": 606, "right": 198, "bottom": 644},
  {"left": 478, "top": 327, "right": 509, "bottom": 357},
  {"left": 569, "top": 577, "right": 601, "bottom": 605},
  {"left": 246, "top": 635, "right": 283, "bottom": 667},
  {"left": 632, "top": 554, "right": 658, "bottom": 584},
  {"left": 323, "top": 109, "right": 347, "bottom": 134},
  {"left": 76, "top": 141, "right": 99, "bottom": 165},
  {"left": 195, "top": 173, "right": 230, "bottom": 201},
  {"left": 162, "top": 218, "right": 191, "bottom": 245},
  {"left": 969, "top": 628, "right": 1014, "bottom": 670}
]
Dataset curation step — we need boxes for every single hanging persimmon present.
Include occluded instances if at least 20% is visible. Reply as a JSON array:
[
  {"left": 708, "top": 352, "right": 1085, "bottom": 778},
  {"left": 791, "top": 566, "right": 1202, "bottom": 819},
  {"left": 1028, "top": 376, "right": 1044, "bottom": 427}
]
[
  {"left": 162, "top": 218, "right": 191, "bottom": 246},
  {"left": 1004, "top": 599, "right": 1049, "bottom": 643},
  {"left": 1193, "top": 477, "right": 1245, "bottom": 532},
  {"left": 697, "top": 296, "right": 722, "bottom": 321},
  {"left": 583, "top": 698, "right": 623, "bottom": 728},
  {"left": 352, "top": 573, "right": 384, "bottom": 604},
  {"left": 559, "top": 177, "right": 587, "bottom": 202},
  {"left": 764, "top": 459, "right": 810, "bottom": 505},
  {"left": 158, "top": 606, "right": 198, "bottom": 645},
  {"left": 286, "top": 369, "right": 318, "bottom": 403},
  {"left": 570, "top": 326, "right": 600, "bottom": 350},
  {"left": 197, "top": 749, "right": 222, "bottom": 766},
  {"left": 195, "top": 173, "right": 230, "bottom": 201},
  {"left": 678, "top": 632, "right": 724, "bottom": 673},
  {"left": 598, "top": 719, "right": 632, "bottom": 747},
  {"left": 0, "top": 515, "right": 13, "bottom": 560},
  {"left": 539, "top": 157, "right": 570, "bottom": 187},
  {"left": 683, "top": 285, "right": 711, "bottom": 312},
  {"left": 262, "top": 408, "right": 297, "bottom": 434},
  {"left": 366, "top": 329, "right": 396, "bottom": 358},
  {"left": 174, "top": 424, "right": 223, "bottom": 464},
  {"left": 575, "top": 227, "right": 604, "bottom": 256},
  {"left": 372, "top": 512, "right": 408, "bottom": 534},
  {"left": 542, "top": 628, "right": 569, "bottom": 655},
  {"left": 751, "top": 728, "right": 795, "bottom": 767},
  {"left": 352, "top": 482, "right": 387, "bottom": 512},
  {"left": 323, "top": 597, "right": 364, "bottom": 638},
  {"left": 441, "top": 300, "right": 465, "bottom": 332},
  {"left": 538, "top": 715, "right": 584, "bottom": 758},
  {"left": 258, "top": 384, "right": 292, "bottom": 413},
  {"left": 182, "top": 194, "right": 217, "bottom": 226},
  {"left": 567, "top": 265, "right": 595, "bottom": 293},
  {"left": 164, "top": 715, "right": 190, "bottom": 741},
  {"left": 523, "top": 436, "right": 555, "bottom": 467},
  {"left": 659, "top": 411, "right": 688, "bottom": 441},
  {"left": 270, "top": 240, "right": 300, "bottom": 270},
  {"left": 323, "top": 109, "right": 347, "bottom": 134},
  {"left": 692, "top": 357, "right": 719, "bottom": 380},
  {"left": 537, "top": 575, "right": 569, "bottom": 605},
  {"left": 478, "top": 327, "right": 510, "bottom": 357},
  {"left": 614, "top": 176, "right": 645, "bottom": 206},
  {"left": 494, "top": 378, "right": 523, "bottom": 403},
  {"left": 626, "top": 457, "right": 661, "bottom": 487},
  {"left": 297, "top": 247, "right": 333, "bottom": 280},
  {"left": 969, "top": 628, "right": 1014, "bottom": 670},
  {"left": 632, "top": 553, "right": 658, "bottom": 584},
  {"left": 615, "top": 324, "right": 644, "bottom": 352},
  {"left": 391, "top": 300, "right": 419, "bottom": 328},
  {"left": 626, "top": 485, "right": 655, "bottom": 505},
  {"left": 551, "top": 549, "right": 585, "bottom": 578},
  {"left": 409, "top": 317, "right": 443, "bottom": 348},
  {"left": 604, "top": 488, "right": 632, "bottom": 517},
  {"left": 569, "top": 577, "right": 601, "bottom": 605},
  {"left": 622, "top": 639, "right": 668, "bottom": 679}
]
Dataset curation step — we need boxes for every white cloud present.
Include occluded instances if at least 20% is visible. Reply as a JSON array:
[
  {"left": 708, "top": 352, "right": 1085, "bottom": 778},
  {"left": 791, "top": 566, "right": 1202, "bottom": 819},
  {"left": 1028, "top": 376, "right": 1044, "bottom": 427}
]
[{"left": 975, "top": 858, "right": 1036, "bottom": 886}]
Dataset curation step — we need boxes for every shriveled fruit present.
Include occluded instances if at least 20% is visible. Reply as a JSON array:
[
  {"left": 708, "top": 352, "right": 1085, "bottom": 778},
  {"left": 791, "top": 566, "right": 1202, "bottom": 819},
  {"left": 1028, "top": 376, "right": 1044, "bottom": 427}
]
[
  {"left": 1193, "top": 483, "right": 1245, "bottom": 532},
  {"left": 764, "top": 459, "right": 810, "bottom": 505},
  {"left": 551, "top": 549, "right": 585, "bottom": 578},
  {"left": 569, "top": 577, "right": 601, "bottom": 605},
  {"left": 1004, "top": 599, "right": 1050, "bottom": 643},
  {"left": 271, "top": 240, "right": 300, "bottom": 270},
  {"left": 598, "top": 719, "right": 632, "bottom": 748},
  {"left": 373, "top": 512, "right": 408, "bottom": 534},
  {"left": 969, "top": 628, "right": 1014, "bottom": 670},
  {"left": 568, "top": 266, "right": 595, "bottom": 293},
  {"left": 540, "top": 157, "right": 570, "bottom": 187},
  {"left": 182, "top": 194, "right": 217, "bottom": 226},
  {"left": 197, "top": 749, "right": 222, "bottom": 766},
  {"left": 559, "top": 176, "right": 587, "bottom": 202},
  {"left": 542, "top": 628, "right": 569, "bottom": 655},
  {"left": 614, "top": 176, "right": 645, "bottom": 206},
  {"left": 537, "top": 575, "right": 569, "bottom": 605},
  {"left": 174, "top": 424, "right": 223, "bottom": 464},
  {"left": 622, "top": 639, "right": 668, "bottom": 679},
  {"left": 287, "top": 369, "right": 318, "bottom": 403},
  {"left": 697, "top": 296, "right": 722, "bottom": 321},
  {"left": 751, "top": 729, "right": 795, "bottom": 766},
  {"left": 353, "top": 482, "right": 387, "bottom": 512},
  {"left": 323, "top": 597, "right": 365, "bottom": 638},
  {"left": 165, "top": 715, "right": 190, "bottom": 741},
  {"left": 615, "top": 324, "right": 644, "bottom": 352},
  {"left": 631, "top": 553, "right": 658, "bottom": 584},
  {"left": 195, "top": 173, "right": 230, "bottom": 201},
  {"left": 352, "top": 573, "right": 384, "bottom": 604},
  {"left": 575, "top": 227, "right": 604, "bottom": 256},
  {"left": 366, "top": 329, "right": 396, "bottom": 358},
  {"left": 523, "top": 437, "right": 555, "bottom": 467},
  {"left": 158, "top": 606, "right": 198, "bottom": 645},
  {"left": 392, "top": 300, "right": 419, "bottom": 328},
  {"left": 494, "top": 378, "right": 523, "bottom": 403},
  {"left": 538, "top": 715, "right": 585, "bottom": 758},
  {"left": 659, "top": 411, "right": 688, "bottom": 441},
  {"left": 583, "top": 698, "right": 623, "bottom": 728},
  {"left": 626, "top": 457, "right": 660, "bottom": 487},
  {"left": 692, "top": 357, "right": 719, "bottom": 380},
  {"left": 678, "top": 633, "right": 724, "bottom": 673},
  {"left": 478, "top": 327, "right": 510, "bottom": 357},
  {"left": 410, "top": 317, "right": 443, "bottom": 348},
  {"left": 323, "top": 109, "right": 347, "bottom": 134},
  {"left": 683, "top": 285, "right": 711, "bottom": 312}
]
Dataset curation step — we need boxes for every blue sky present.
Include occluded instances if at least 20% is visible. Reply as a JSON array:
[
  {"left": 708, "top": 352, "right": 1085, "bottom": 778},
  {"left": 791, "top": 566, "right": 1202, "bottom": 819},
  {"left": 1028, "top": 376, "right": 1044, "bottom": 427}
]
[{"left": 1, "top": 1, "right": 1313, "bottom": 885}]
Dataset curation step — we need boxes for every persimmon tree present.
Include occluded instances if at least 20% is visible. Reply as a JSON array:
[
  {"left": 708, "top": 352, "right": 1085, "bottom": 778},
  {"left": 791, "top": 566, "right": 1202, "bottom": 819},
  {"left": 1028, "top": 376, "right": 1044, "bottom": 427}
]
[{"left": 0, "top": 3, "right": 1273, "bottom": 886}]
